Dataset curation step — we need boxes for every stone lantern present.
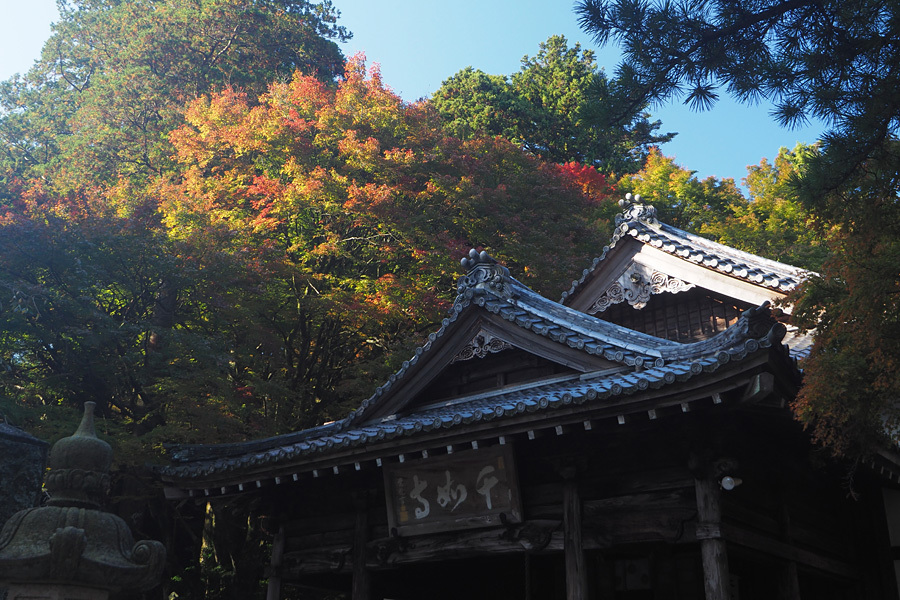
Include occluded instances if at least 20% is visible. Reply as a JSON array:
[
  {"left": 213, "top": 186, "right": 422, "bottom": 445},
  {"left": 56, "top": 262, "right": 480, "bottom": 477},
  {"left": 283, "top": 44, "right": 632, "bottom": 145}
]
[{"left": 0, "top": 402, "right": 165, "bottom": 600}]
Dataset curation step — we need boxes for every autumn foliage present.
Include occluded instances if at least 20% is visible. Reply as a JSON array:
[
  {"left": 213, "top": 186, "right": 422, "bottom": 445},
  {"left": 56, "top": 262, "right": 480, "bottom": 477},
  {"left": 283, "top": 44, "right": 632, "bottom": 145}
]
[
  {"left": 789, "top": 143, "right": 900, "bottom": 457},
  {"left": 0, "top": 55, "right": 617, "bottom": 455}
]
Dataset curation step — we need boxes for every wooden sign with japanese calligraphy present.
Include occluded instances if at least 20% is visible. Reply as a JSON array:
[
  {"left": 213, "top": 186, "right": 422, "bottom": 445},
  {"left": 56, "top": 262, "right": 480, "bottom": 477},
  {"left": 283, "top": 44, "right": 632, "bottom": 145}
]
[{"left": 383, "top": 445, "right": 522, "bottom": 536}]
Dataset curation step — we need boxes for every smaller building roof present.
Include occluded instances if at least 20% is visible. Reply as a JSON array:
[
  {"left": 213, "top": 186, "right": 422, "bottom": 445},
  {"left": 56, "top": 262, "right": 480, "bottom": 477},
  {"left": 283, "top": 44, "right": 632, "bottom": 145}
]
[
  {"left": 0, "top": 421, "right": 48, "bottom": 447},
  {"left": 560, "top": 196, "right": 810, "bottom": 304},
  {"left": 343, "top": 251, "right": 788, "bottom": 427}
]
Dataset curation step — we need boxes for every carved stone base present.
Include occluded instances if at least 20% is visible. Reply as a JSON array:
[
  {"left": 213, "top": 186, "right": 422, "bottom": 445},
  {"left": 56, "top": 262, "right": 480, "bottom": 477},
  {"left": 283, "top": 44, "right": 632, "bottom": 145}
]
[{"left": 1, "top": 583, "right": 109, "bottom": 600}]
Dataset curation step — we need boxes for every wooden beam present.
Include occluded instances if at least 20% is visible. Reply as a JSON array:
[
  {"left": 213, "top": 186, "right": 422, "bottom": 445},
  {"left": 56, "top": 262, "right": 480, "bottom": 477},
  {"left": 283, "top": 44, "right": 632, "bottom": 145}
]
[
  {"left": 741, "top": 372, "right": 775, "bottom": 403},
  {"left": 779, "top": 562, "right": 802, "bottom": 600},
  {"left": 283, "top": 521, "right": 571, "bottom": 576},
  {"left": 778, "top": 501, "right": 801, "bottom": 600},
  {"left": 721, "top": 523, "right": 858, "bottom": 579},
  {"left": 633, "top": 245, "right": 789, "bottom": 311},
  {"left": 695, "top": 475, "right": 731, "bottom": 600},
  {"left": 562, "top": 468, "right": 588, "bottom": 600}
]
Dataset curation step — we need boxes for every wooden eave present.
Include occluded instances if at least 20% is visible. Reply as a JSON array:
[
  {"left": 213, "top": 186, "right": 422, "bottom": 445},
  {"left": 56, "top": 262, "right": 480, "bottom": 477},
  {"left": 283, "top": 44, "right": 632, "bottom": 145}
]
[{"left": 871, "top": 448, "right": 900, "bottom": 486}]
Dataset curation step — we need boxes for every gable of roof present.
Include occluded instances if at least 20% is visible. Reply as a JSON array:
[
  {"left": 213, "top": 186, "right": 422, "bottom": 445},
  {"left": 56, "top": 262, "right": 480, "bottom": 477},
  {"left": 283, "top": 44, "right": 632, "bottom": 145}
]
[
  {"left": 342, "top": 250, "right": 789, "bottom": 428},
  {"left": 559, "top": 195, "right": 815, "bottom": 362},
  {"left": 560, "top": 196, "right": 810, "bottom": 311}
]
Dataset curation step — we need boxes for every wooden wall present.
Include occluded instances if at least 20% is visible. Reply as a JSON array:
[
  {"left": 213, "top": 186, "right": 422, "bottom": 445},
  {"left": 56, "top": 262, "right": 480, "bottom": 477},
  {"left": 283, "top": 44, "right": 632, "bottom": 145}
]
[
  {"left": 599, "top": 289, "right": 754, "bottom": 344},
  {"left": 267, "top": 407, "right": 883, "bottom": 600}
]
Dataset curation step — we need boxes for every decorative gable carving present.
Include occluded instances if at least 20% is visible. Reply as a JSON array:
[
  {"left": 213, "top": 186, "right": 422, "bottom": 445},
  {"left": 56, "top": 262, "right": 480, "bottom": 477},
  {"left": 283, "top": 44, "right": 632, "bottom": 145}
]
[
  {"left": 451, "top": 329, "right": 514, "bottom": 363},
  {"left": 588, "top": 263, "right": 695, "bottom": 314}
]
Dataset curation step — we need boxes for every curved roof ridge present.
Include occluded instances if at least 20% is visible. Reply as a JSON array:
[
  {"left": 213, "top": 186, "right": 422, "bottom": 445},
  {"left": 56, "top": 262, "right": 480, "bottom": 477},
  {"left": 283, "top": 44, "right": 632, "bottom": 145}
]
[
  {"left": 509, "top": 281, "right": 678, "bottom": 354},
  {"left": 658, "top": 222, "right": 811, "bottom": 280},
  {"left": 164, "top": 421, "right": 343, "bottom": 463},
  {"left": 561, "top": 195, "right": 814, "bottom": 303},
  {"left": 516, "top": 279, "right": 785, "bottom": 361}
]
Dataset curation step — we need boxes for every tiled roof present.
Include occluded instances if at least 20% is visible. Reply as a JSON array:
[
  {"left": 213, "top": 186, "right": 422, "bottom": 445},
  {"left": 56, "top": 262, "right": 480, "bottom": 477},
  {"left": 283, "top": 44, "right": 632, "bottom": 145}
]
[
  {"left": 560, "top": 197, "right": 810, "bottom": 303},
  {"left": 157, "top": 325, "right": 786, "bottom": 481},
  {"left": 342, "top": 251, "right": 787, "bottom": 428},
  {"left": 783, "top": 326, "right": 816, "bottom": 363},
  {"left": 157, "top": 250, "right": 791, "bottom": 483}
]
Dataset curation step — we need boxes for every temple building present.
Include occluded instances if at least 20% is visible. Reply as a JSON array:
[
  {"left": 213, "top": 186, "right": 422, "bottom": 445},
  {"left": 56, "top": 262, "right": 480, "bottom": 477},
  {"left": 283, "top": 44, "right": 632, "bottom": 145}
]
[{"left": 156, "top": 197, "right": 900, "bottom": 599}]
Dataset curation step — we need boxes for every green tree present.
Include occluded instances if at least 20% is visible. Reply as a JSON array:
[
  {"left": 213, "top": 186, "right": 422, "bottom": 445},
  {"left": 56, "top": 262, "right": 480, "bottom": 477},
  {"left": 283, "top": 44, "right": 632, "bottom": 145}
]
[
  {"left": 0, "top": 185, "right": 243, "bottom": 460},
  {"left": 575, "top": 0, "right": 899, "bottom": 176},
  {"left": 431, "top": 35, "right": 674, "bottom": 174},
  {"left": 576, "top": 0, "right": 900, "bottom": 457},
  {"left": 703, "top": 144, "right": 826, "bottom": 270},
  {"left": 790, "top": 143, "right": 900, "bottom": 456},
  {"left": 161, "top": 57, "right": 618, "bottom": 428},
  {"left": 427, "top": 67, "right": 523, "bottom": 142},
  {"left": 0, "top": 0, "right": 350, "bottom": 191},
  {"left": 616, "top": 146, "right": 744, "bottom": 232},
  {"left": 1, "top": 56, "right": 618, "bottom": 453}
]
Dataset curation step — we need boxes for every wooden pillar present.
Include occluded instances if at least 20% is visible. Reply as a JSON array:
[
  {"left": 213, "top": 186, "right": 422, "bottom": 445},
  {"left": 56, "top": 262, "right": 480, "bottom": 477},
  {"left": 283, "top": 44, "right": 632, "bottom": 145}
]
[
  {"left": 352, "top": 501, "right": 372, "bottom": 600},
  {"left": 778, "top": 501, "right": 801, "bottom": 600},
  {"left": 778, "top": 562, "right": 801, "bottom": 600},
  {"left": 265, "top": 525, "right": 285, "bottom": 600},
  {"left": 694, "top": 475, "right": 731, "bottom": 600},
  {"left": 562, "top": 467, "right": 587, "bottom": 600}
]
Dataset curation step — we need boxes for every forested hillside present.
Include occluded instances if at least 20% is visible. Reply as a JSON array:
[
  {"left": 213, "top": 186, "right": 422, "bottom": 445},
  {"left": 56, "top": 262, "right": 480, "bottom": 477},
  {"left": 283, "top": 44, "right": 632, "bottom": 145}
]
[
  {"left": 0, "top": 0, "right": 833, "bottom": 476},
  {"left": 0, "top": 0, "right": 632, "bottom": 458},
  {"left": 0, "top": 1, "right": 854, "bottom": 597}
]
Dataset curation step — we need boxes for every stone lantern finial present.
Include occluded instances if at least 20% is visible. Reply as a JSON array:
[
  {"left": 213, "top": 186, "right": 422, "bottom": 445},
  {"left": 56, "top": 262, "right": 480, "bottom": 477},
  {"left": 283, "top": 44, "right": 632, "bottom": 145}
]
[
  {"left": 0, "top": 402, "right": 166, "bottom": 599},
  {"left": 44, "top": 402, "right": 112, "bottom": 510}
]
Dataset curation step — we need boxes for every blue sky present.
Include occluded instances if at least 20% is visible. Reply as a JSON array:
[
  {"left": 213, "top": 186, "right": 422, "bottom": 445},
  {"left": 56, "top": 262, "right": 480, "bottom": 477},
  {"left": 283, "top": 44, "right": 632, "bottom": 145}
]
[{"left": 0, "top": 0, "right": 824, "bottom": 190}]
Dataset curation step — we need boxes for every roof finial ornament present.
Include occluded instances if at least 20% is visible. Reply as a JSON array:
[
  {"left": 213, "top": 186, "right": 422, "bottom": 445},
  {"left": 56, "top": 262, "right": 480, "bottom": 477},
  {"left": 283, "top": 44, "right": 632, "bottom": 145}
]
[
  {"left": 460, "top": 248, "right": 496, "bottom": 271},
  {"left": 718, "top": 301, "right": 787, "bottom": 347},
  {"left": 458, "top": 249, "right": 512, "bottom": 297},
  {"left": 616, "top": 193, "right": 659, "bottom": 227}
]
